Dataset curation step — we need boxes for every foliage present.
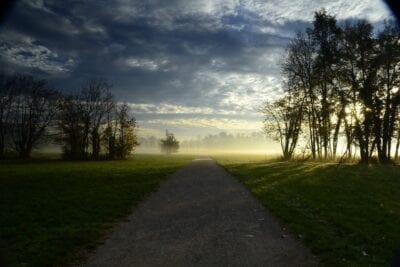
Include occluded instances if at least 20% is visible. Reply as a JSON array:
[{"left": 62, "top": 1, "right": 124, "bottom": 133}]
[
  {"left": 160, "top": 130, "right": 179, "bottom": 154},
  {"left": 57, "top": 80, "right": 115, "bottom": 160},
  {"left": 102, "top": 103, "right": 139, "bottom": 159},
  {"left": 0, "top": 74, "right": 59, "bottom": 159},
  {"left": 264, "top": 10, "right": 400, "bottom": 163},
  {"left": 57, "top": 94, "right": 88, "bottom": 160},
  {"left": 261, "top": 90, "right": 304, "bottom": 160},
  {"left": 0, "top": 76, "right": 139, "bottom": 160}
]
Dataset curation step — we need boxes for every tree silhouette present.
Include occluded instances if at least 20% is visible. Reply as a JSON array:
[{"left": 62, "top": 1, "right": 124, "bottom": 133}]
[
  {"left": 160, "top": 130, "right": 179, "bottom": 154},
  {"left": 103, "top": 103, "right": 139, "bottom": 159},
  {"left": 7, "top": 75, "right": 59, "bottom": 158},
  {"left": 57, "top": 80, "right": 114, "bottom": 160},
  {"left": 261, "top": 87, "right": 304, "bottom": 160},
  {"left": 263, "top": 10, "right": 400, "bottom": 163}
]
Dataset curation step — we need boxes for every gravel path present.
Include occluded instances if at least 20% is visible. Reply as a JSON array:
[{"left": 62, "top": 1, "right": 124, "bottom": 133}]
[{"left": 85, "top": 157, "right": 317, "bottom": 267}]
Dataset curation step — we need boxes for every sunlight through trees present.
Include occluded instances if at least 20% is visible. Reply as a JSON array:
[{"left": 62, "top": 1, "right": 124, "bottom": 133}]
[{"left": 262, "top": 10, "right": 400, "bottom": 163}]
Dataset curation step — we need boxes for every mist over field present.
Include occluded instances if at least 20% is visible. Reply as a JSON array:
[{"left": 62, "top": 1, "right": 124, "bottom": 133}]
[{"left": 136, "top": 131, "right": 281, "bottom": 154}]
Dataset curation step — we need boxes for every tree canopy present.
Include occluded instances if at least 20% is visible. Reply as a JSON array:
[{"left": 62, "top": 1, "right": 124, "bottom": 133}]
[
  {"left": 160, "top": 130, "right": 179, "bottom": 154},
  {"left": 263, "top": 10, "right": 400, "bottom": 163},
  {"left": 0, "top": 74, "right": 139, "bottom": 160}
]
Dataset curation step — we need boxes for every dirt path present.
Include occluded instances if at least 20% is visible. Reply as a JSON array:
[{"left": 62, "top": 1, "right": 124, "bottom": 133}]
[{"left": 85, "top": 157, "right": 317, "bottom": 267}]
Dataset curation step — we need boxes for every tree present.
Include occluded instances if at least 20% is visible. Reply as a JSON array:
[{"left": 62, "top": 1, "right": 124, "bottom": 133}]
[
  {"left": 115, "top": 103, "right": 139, "bottom": 159},
  {"left": 282, "top": 32, "right": 319, "bottom": 159},
  {"left": 0, "top": 73, "right": 14, "bottom": 158},
  {"left": 160, "top": 130, "right": 179, "bottom": 154},
  {"left": 8, "top": 75, "right": 59, "bottom": 158},
  {"left": 374, "top": 23, "right": 400, "bottom": 162},
  {"left": 341, "top": 21, "right": 380, "bottom": 163},
  {"left": 80, "top": 80, "right": 114, "bottom": 159},
  {"left": 57, "top": 94, "right": 87, "bottom": 159},
  {"left": 310, "top": 9, "right": 341, "bottom": 159},
  {"left": 261, "top": 86, "right": 304, "bottom": 160},
  {"left": 58, "top": 80, "right": 114, "bottom": 160},
  {"left": 273, "top": 10, "right": 400, "bottom": 163},
  {"left": 0, "top": 74, "right": 141, "bottom": 161},
  {"left": 102, "top": 103, "right": 139, "bottom": 159}
]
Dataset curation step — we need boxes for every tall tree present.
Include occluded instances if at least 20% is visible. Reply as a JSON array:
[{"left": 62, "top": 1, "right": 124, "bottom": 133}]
[
  {"left": 375, "top": 23, "right": 400, "bottom": 162},
  {"left": 0, "top": 74, "right": 14, "bottom": 158},
  {"left": 261, "top": 85, "right": 304, "bottom": 160},
  {"left": 58, "top": 80, "right": 114, "bottom": 160},
  {"left": 283, "top": 32, "right": 319, "bottom": 159},
  {"left": 310, "top": 9, "right": 341, "bottom": 159},
  {"left": 57, "top": 94, "right": 87, "bottom": 159},
  {"left": 102, "top": 103, "right": 139, "bottom": 159},
  {"left": 9, "top": 75, "right": 59, "bottom": 158},
  {"left": 348, "top": 21, "right": 378, "bottom": 164},
  {"left": 273, "top": 11, "right": 400, "bottom": 163},
  {"left": 80, "top": 80, "right": 114, "bottom": 159}
]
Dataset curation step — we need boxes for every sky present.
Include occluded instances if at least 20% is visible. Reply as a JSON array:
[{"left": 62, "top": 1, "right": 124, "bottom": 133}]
[{"left": 0, "top": 0, "right": 395, "bottom": 140}]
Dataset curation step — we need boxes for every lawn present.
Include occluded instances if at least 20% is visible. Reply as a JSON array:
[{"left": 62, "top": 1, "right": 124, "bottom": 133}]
[
  {"left": 215, "top": 154, "right": 400, "bottom": 267},
  {"left": 0, "top": 154, "right": 192, "bottom": 267}
]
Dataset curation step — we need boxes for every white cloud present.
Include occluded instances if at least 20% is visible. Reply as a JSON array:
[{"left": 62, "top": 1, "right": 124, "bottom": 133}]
[
  {"left": 111, "top": 0, "right": 239, "bottom": 30},
  {"left": 128, "top": 103, "right": 214, "bottom": 114},
  {"left": 1, "top": 0, "right": 393, "bottom": 141},
  {"left": 0, "top": 31, "right": 75, "bottom": 74},
  {"left": 121, "top": 57, "right": 168, "bottom": 71},
  {"left": 241, "top": 0, "right": 392, "bottom": 24},
  {"left": 110, "top": 0, "right": 392, "bottom": 32},
  {"left": 83, "top": 20, "right": 108, "bottom": 37},
  {"left": 193, "top": 70, "right": 283, "bottom": 113},
  {"left": 127, "top": 103, "right": 239, "bottom": 115},
  {"left": 22, "top": 0, "right": 55, "bottom": 14},
  {"left": 142, "top": 118, "right": 263, "bottom": 131}
]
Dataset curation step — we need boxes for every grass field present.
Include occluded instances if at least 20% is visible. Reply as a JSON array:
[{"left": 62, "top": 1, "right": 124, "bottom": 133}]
[
  {"left": 0, "top": 154, "right": 192, "bottom": 267},
  {"left": 215, "top": 154, "right": 400, "bottom": 267}
]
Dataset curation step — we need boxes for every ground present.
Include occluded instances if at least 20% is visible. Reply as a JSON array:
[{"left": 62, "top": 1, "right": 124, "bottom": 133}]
[
  {"left": 86, "top": 157, "right": 316, "bottom": 266},
  {"left": 214, "top": 154, "right": 400, "bottom": 267},
  {"left": 1, "top": 153, "right": 399, "bottom": 266},
  {"left": 0, "top": 154, "right": 191, "bottom": 267}
]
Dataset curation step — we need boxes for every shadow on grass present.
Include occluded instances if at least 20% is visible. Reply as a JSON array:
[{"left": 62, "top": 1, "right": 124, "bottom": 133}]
[{"left": 216, "top": 156, "right": 400, "bottom": 267}]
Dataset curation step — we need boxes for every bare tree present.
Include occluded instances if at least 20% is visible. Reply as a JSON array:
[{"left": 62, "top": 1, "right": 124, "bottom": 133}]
[
  {"left": 80, "top": 80, "right": 114, "bottom": 159},
  {"left": 0, "top": 74, "right": 14, "bottom": 158},
  {"left": 374, "top": 23, "right": 400, "bottom": 162},
  {"left": 261, "top": 88, "right": 304, "bottom": 160},
  {"left": 102, "top": 103, "right": 139, "bottom": 159},
  {"left": 276, "top": 11, "right": 400, "bottom": 164},
  {"left": 58, "top": 80, "right": 114, "bottom": 159},
  {"left": 310, "top": 9, "right": 341, "bottom": 159},
  {"left": 57, "top": 94, "right": 87, "bottom": 159},
  {"left": 9, "top": 75, "right": 59, "bottom": 158},
  {"left": 283, "top": 32, "right": 319, "bottom": 159}
]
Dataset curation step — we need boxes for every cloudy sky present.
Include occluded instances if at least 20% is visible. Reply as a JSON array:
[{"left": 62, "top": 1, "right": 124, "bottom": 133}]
[{"left": 0, "top": 0, "right": 395, "bottom": 139}]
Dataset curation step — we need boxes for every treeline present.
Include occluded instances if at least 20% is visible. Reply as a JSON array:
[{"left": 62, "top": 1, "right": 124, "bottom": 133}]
[
  {"left": 138, "top": 131, "right": 268, "bottom": 152},
  {"left": 138, "top": 136, "right": 159, "bottom": 149},
  {"left": 0, "top": 74, "right": 138, "bottom": 160},
  {"left": 180, "top": 132, "right": 267, "bottom": 150},
  {"left": 263, "top": 10, "right": 400, "bottom": 163}
]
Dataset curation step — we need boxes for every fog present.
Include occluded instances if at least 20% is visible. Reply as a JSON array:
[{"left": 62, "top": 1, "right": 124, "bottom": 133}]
[{"left": 136, "top": 131, "right": 281, "bottom": 155}]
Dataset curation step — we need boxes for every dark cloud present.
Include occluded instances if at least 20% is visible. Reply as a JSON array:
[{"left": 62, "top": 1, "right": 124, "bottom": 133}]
[{"left": 0, "top": 0, "right": 393, "bottom": 137}]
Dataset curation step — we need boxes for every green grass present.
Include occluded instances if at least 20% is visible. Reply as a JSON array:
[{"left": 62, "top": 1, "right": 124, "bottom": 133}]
[
  {"left": 0, "top": 154, "right": 192, "bottom": 267},
  {"left": 214, "top": 154, "right": 400, "bottom": 267}
]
